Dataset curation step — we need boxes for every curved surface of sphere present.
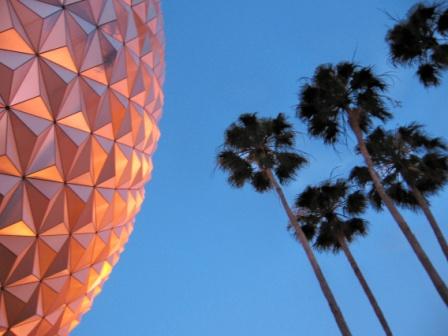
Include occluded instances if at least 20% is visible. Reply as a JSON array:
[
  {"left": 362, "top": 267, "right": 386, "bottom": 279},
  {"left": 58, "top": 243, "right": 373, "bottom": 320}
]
[{"left": 0, "top": 0, "right": 164, "bottom": 335}]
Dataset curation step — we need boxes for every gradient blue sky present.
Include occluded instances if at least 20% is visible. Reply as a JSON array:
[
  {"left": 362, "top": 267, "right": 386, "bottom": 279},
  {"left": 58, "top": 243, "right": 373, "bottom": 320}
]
[{"left": 73, "top": 1, "right": 447, "bottom": 335}]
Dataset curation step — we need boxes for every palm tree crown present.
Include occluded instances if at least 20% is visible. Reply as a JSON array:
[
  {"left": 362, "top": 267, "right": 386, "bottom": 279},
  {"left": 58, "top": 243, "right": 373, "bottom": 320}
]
[
  {"left": 386, "top": 3, "right": 448, "bottom": 86},
  {"left": 350, "top": 123, "right": 448, "bottom": 210},
  {"left": 297, "top": 62, "right": 392, "bottom": 144},
  {"left": 217, "top": 113, "right": 307, "bottom": 192},
  {"left": 295, "top": 179, "right": 368, "bottom": 252}
]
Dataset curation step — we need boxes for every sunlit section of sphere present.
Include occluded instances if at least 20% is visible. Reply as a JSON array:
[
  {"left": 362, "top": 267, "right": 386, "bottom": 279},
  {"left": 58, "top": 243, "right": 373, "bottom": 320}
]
[{"left": 0, "top": 0, "right": 164, "bottom": 334}]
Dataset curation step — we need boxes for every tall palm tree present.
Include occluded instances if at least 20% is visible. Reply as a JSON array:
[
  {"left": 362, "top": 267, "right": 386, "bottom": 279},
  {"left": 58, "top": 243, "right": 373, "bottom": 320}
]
[
  {"left": 349, "top": 124, "right": 448, "bottom": 260},
  {"left": 296, "top": 62, "right": 448, "bottom": 305},
  {"left": 217, "top": 113, "right": 352, "bottom": 335},
  {"left": 296, "top": 179, "right": 393, "bottom": 336},
  {"left": 386, "top": 3, "right": 448, "bottom": 86}
]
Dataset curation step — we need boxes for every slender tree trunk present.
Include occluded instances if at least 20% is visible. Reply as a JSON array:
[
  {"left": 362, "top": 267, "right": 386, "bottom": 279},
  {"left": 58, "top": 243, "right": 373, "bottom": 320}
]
[
  {"left": 409, "top": 185, "right": 448, "bottom": 261},
  {"left": 337, "top": 236, "right": 393, "bottom": 336},
  {"left": 265, "top": 169, "right": 352, "bottom": 336},
  {"left": 348, "top": 111, "right": 448, "bottom": 306}
]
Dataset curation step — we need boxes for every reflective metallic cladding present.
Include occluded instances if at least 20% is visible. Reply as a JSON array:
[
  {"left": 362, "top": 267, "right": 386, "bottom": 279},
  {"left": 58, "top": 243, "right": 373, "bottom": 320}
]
[{"left": 0, "top": 0, "right": 165, "bottom": 335}]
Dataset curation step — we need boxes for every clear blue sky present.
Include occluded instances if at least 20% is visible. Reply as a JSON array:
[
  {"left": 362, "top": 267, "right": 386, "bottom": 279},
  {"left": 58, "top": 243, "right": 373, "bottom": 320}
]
[{"left": 74, "top": 1, "right": 447, "bottom": 335}]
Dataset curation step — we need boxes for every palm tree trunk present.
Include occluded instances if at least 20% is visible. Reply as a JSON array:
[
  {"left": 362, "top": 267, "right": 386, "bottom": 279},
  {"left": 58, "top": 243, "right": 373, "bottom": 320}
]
[
  {"left": 337, "top": 236, "right": 393, "bottom": 336},
  {"left": 265, "top": 169, "right": 352, "bottom": 336},
  {"left": 408, "top": 185, "right": 448, "bottom": 261},
  {"left": 348, "top": 112, "right": 448, "bottom": 306}
]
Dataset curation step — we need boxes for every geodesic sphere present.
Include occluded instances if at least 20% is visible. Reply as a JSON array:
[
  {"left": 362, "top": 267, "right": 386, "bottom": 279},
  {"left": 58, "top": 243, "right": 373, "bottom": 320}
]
[{"left": 0, "top": 1, "right": 164, "bottom": 335}]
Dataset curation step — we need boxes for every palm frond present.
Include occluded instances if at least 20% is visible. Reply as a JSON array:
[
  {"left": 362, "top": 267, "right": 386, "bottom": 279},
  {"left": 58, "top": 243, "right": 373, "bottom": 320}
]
[
  {"left": 368, "top": 187, "right": 384, "bottom": 211},
  {"left": 239, "top": 113, "right": 258, "bottom": 128},
  {"left": 225, "top": 124, "right": 253, "bottom": 150},
  {"left": 350, "top": 67, "right": 387, "bottom": 91},
  {"left": 295, "top": 185, "right": 319, "bottom": 209},
  {"left": 217, "top": 150, "right": 253, "bottom": 189},
  {"left": 336, "top": 62, "right": 356, "bottom": 83},
  {"left": 432, "top": 44, "right": 448, "bottom": 66},
  {"left": 344, "top": 218, "right": 368, "bottom": 242},
  {"left": 417, "top": 63, "right": 441, "bottom": 87},
  {"left": 387, "top": 182, "right": 419, "bottom": 210},
  {"left": 275, "top": 152, "right": 308, "bottom": 184},
  {"left": 314, "top": 222, "right": 342, "bottom": 253},
  {"left": 345, "top": 191, "right": 367, "bottom": 215},
  {"left": 349, "top": 166, "right": 372, "bottom": 186},
  {"left": 300, "top": 223, "right": 317, "bottom": 240},
  {"left": 386, "top": 23, "right": 423, "bottom": 64},
  {"left": 272, "top": 113, "right": 293, "bottom": 134},
  {"left": 251, "top": 171, "right": 272, "bottom": 192},
  {"left": 228, "top": 170, "right": 252, "bottom": 188},
  {"left": 398, "top": 123, "right": 447, "bottom": 151}
]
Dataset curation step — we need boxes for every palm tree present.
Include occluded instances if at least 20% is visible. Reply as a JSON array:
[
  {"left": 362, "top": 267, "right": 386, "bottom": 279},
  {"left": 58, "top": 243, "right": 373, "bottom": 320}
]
[
  {"left": 386, "top": 3, "right": 448, "bottom": 87},
  {"left": 349, "top": 124, "right": 448, "bottom": 260},
  {"left": 295, "top": 179, "right": 393, "bottom": 336},
  {"left": 217, "top": 113, "right": 352, "bottom": 335},
  {"left": 296, "top": 62, "right": 448, "bottom": 305}
]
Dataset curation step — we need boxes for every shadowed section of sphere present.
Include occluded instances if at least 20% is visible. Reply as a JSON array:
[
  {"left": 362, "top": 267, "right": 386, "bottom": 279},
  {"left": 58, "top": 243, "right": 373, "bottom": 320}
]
[{"left": 0, "top": 1, "right": 165, "bottom": 335}]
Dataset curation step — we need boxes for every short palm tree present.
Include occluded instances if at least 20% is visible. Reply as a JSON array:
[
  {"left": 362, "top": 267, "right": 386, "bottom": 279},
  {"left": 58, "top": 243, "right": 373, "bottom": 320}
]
[
  {"left": 349, "top": 124, "right": 448, "bottom": 260},
  {"left": 386, "top": 3, "right": 448, "bottom": 86},
  {"left": 296, "top": 179, "right": 393, "bottom": 336},
  {"left": 217, "top": 113, "right": 352, "bottom": 335},
  {"left": 296, "top": 62, "right": 448, "bottom": 305}
]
